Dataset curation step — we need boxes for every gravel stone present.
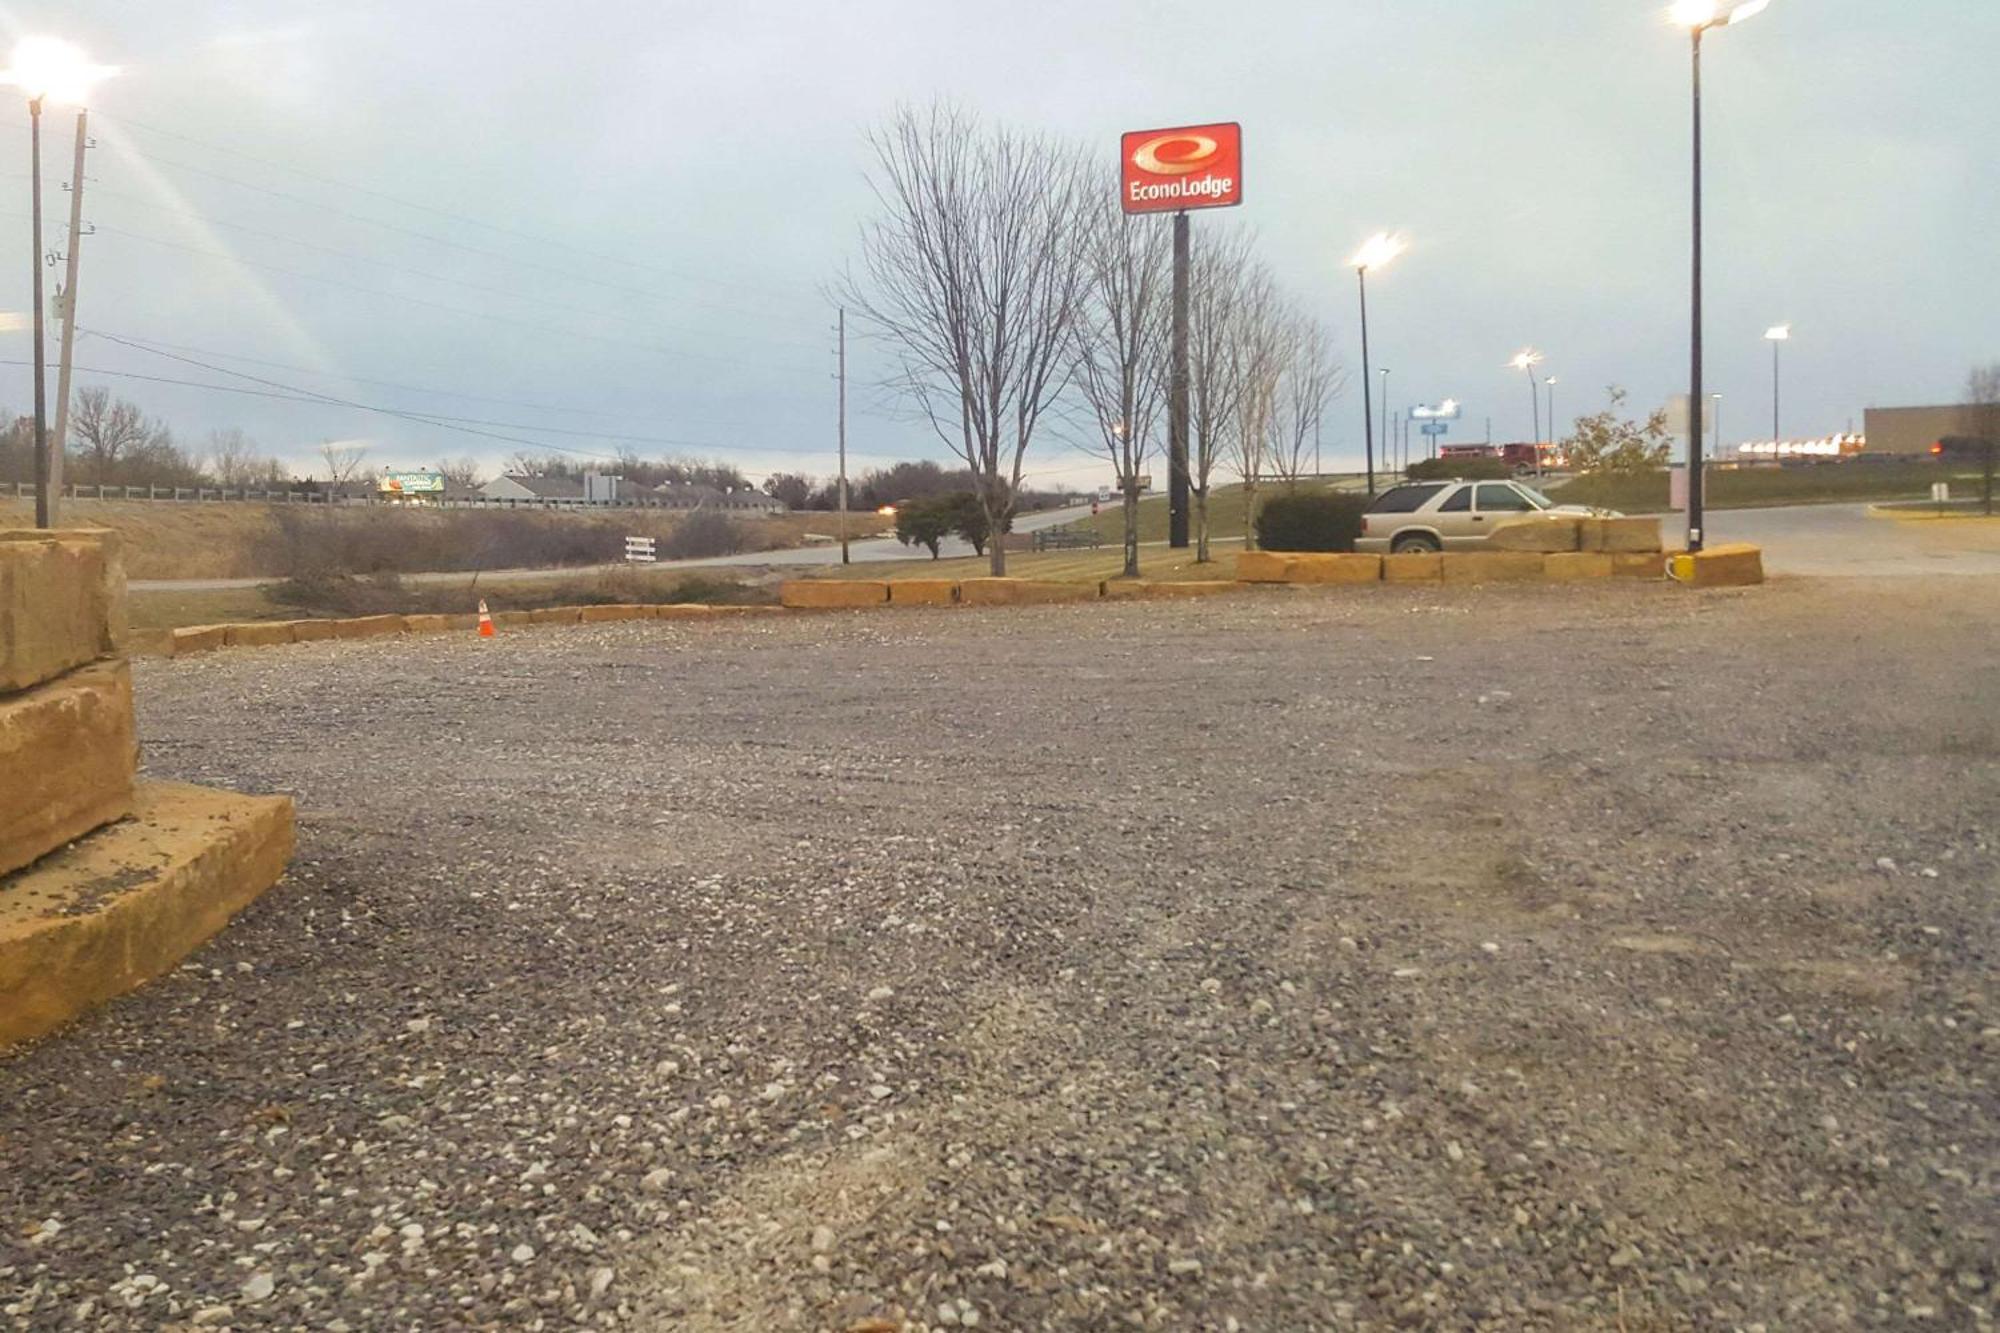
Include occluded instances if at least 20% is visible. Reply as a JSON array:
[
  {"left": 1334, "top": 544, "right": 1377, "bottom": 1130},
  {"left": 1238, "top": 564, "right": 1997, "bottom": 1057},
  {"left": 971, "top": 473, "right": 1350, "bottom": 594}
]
[{"left": 1, "top": 581, "right": 1995, "bottom": 1329}]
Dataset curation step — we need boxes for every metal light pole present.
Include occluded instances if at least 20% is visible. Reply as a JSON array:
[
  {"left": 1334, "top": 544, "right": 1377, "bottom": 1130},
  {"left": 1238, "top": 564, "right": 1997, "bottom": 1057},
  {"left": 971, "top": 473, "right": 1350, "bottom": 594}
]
[
  {"left": 1712, "top": 392, "right": 1722, "bottom": 459},
  {"left": 2, "top": 38, "right": 118, "bottom": 528},
  {"left": 1378, "top": 368, "right": 1391, "bottom": 476},
  {"left": 1349, "top": 233, "right": 1405, "bottom": 496},
  {"left": 1544, "top": 377, "right": 1558, "bottom": 461},
  {"left": 1675, "top": 0, "right": 1773, "bottom": 551},
  {"left": 1510, "top": 349, "right": 1543, "bottom": 471},
  {"left": 1764, "top": 323, "right": 1789, "bottom": 454},
  {"left": 27, "top": 95, "right": 48, "bottom": 527}
]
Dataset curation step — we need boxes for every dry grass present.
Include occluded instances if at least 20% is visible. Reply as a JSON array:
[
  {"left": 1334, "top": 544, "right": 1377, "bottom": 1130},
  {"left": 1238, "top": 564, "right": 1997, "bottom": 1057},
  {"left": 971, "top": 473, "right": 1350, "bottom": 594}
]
[
  {"left": 1, "top": 498, "right": 892, "bottom": 582},
  {"left": 126, "top": 567, "right": 771, "bottom": 630}
]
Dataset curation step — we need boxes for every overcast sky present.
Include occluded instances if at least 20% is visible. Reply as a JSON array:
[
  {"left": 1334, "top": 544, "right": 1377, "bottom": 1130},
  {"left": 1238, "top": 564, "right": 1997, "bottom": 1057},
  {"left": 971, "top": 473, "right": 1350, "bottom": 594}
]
[{"left": 3, "top": 0, "right": 1994, "bottom": 490}]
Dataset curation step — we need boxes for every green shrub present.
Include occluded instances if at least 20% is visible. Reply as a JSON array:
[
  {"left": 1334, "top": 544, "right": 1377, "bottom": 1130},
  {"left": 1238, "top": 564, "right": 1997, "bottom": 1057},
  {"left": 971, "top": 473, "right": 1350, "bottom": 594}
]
[
  {"left": 1407, "top": 456, "right": 1511, "bottom": 481},
  {"left": 1254, "top": 492, "right": 1367, "bottom": 552}
]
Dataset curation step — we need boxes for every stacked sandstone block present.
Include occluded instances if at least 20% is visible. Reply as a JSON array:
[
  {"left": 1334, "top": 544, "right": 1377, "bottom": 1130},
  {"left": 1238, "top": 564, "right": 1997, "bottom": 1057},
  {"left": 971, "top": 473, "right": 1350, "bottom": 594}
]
[{"left": 1, "top": 527, "right": 294, "bottom": 1048}]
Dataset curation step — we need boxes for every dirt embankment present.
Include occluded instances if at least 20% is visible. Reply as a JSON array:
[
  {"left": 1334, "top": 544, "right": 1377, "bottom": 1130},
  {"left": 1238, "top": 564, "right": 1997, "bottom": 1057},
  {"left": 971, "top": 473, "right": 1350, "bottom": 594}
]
[{"left": 0, "top": 499, "right": 891, "bottom": 581}]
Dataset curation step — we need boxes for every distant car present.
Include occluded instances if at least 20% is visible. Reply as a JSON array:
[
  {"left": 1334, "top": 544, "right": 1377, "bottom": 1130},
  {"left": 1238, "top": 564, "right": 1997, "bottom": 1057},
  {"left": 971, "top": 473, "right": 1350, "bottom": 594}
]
[{"left": 1356, "top": 479, "right": 1610, "bottom": 554}]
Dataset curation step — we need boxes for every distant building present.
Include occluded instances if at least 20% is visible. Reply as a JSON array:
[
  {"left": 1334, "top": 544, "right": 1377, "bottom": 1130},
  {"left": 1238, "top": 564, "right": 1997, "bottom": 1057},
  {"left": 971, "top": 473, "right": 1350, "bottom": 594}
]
[
  {"left": 482, "top": 473, "right": 587, "bottom": 503},
  {"left": 478, "top": 472, "right": 785, "bottom": 512},
  {"left": 1861, "top": 403, "right": 1997, "bottom": 456}
]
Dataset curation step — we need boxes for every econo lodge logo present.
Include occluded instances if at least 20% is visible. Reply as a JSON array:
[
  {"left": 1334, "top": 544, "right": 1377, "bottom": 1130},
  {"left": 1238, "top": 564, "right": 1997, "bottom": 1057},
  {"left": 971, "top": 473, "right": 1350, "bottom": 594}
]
[{"left": 1120, "top": 122, "right": 1242, "bottom": 214}]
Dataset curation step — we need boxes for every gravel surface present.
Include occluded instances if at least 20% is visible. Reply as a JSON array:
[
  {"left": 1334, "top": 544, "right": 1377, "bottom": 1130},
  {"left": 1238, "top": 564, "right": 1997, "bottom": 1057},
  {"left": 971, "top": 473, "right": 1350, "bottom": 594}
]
[{"left": 3, "top": 576, "right": 1996, "bottom": 1331}]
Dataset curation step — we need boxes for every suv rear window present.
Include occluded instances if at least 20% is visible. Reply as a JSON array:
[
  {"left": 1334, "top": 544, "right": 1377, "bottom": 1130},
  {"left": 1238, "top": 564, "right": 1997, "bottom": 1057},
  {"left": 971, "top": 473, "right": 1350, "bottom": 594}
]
[{"left": 1365, "top": 484, "right": 1447, "bottom": 514}]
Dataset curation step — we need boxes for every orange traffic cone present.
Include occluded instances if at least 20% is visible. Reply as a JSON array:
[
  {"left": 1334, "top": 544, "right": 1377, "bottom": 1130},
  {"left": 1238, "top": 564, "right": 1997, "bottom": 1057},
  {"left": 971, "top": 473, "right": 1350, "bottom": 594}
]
[{"left": 477, "top": 599, "right": 496, "bottom": 638}]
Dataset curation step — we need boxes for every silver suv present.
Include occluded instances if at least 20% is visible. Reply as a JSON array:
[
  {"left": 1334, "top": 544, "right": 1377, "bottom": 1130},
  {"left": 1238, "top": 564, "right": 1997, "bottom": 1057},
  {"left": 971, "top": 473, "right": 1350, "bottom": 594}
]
[{"left": 1356, "top": 479, "right": 1604, "bottom": 553}]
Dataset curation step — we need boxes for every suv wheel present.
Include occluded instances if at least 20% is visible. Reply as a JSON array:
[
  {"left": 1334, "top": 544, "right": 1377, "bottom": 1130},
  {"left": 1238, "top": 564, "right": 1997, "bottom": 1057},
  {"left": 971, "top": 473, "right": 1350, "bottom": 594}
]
[{"left": 1391, "top": 532, "right": 1442, "bottom": 554}]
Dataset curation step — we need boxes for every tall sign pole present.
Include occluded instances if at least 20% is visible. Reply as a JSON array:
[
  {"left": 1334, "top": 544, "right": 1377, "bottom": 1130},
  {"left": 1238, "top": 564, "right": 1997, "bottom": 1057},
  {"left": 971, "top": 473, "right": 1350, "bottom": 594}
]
[
  {"left": 1119, "top": 121, "right": 1241, "bottom": 551},
  {"left": 1168, "top": 212, "right": 1190, "bottom": 548},
  {"left": 29, "top": 96, "right": 50, "bottom": 528}
]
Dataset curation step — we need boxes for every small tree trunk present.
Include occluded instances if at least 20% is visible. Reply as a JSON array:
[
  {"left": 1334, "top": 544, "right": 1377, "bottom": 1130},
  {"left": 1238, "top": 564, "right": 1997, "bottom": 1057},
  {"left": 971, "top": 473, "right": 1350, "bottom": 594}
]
[
  {"left": 985, "top": 484, "right": 1007, "bottom": 576},
  {"left": 1121, "top": 483, "right": 1140, "bottom": 578},
  {"left": 1194, "top": 486, "right": 1210, "bottom": 563},
  {"left": 1243, "top": 476, "right": 1258, "bottom": 551}
]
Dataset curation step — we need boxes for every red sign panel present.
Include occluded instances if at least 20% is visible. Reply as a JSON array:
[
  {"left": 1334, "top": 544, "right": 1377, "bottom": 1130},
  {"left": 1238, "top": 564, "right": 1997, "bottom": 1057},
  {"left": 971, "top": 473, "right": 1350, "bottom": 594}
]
[{"left": 1120, "top": 122, "right": 1242, "bottom": 214}]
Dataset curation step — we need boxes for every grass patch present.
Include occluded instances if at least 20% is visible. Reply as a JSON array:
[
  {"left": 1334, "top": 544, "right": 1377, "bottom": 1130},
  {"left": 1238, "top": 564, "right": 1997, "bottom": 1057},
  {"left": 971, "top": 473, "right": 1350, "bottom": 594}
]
[
  {"left": 1547, "top": 461, "right": 1979, "bottom": 513},
  {"left": 1066, "top": 478, "right": 1367, "bottom": 548},
  {"left": 128, "top": 567, "right": 771, "bottom": 630}
]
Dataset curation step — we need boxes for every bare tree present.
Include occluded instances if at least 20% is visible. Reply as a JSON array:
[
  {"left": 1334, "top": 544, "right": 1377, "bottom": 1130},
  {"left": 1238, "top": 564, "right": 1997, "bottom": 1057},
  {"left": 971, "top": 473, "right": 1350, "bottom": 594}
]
[
  {"left": 1269, "top": 319, "right": 1343, "bottom": 490},
  {"left": 1070, "top": 201, "right": 1170, "bottom": 578},
  {"left": 841, "top": 103, "right": 1094, "bottom": 575},
  {"left": 206, "top": 427, "right": 290, "bottom": 489},
  {"left": 70, "top": 386, "right": 160, "bottom": 485},
  {"left": 437, "top": 455, "right": 486, "bottom": 490},
  {"left": 319, "top": 440, "right": 370, "bottom": 494},
  {"left": 1186, "top": 229, "right": 1262, "bottom": 562},
  {"left": 1223, "top": 275, "right": 1289, "bottom": 551}
]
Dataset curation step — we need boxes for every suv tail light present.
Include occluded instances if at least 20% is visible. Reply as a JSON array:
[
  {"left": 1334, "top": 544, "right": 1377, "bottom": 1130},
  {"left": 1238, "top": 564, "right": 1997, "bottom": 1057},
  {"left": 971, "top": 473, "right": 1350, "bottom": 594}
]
[{"left": 1362, "top": 515, "right": 1372, "bottom": 535}]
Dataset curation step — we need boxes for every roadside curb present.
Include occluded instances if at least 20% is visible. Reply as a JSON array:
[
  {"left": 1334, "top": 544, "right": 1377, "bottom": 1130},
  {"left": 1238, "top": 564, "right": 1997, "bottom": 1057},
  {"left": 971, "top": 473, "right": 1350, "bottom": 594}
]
[
  {"left": 130, "top": 603, "right": 787, "bottom": 659},
  {"left": 1866, "top": 502, "right": 2000, "bottom": 523}
]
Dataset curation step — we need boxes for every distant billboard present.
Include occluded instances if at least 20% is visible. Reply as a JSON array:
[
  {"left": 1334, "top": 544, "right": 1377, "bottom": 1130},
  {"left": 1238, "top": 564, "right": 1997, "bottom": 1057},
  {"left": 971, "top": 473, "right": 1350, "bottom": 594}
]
[
  {"left": 1120, "top": 122, "right": 1242, "bottom": 215},
  {"left": 379, "top": 470, "right": 444, "bottom": 494}
]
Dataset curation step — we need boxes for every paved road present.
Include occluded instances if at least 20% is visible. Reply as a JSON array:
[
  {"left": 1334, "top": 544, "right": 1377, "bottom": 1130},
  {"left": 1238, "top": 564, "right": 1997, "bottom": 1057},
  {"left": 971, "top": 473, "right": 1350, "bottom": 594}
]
[
  {"left": 128, "top": 501, "right": 2000, "bottom": 592},
  {"left": 1702, "top": 502, "right": 2000, "bottom": 577}
]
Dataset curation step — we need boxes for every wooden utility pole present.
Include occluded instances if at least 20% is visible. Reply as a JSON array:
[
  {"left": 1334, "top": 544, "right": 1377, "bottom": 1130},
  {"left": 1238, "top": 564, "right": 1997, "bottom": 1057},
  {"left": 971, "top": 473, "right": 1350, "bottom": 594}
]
[{"left": 49, "top": 108, "right": 88, "bottom": 522}]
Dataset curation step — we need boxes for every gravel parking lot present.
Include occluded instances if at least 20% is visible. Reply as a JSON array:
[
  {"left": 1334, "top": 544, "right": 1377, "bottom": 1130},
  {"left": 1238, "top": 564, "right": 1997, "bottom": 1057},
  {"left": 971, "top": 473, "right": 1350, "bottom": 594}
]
[{"left": 3, "top": 576, "right": 1996, "bottom": 1331}]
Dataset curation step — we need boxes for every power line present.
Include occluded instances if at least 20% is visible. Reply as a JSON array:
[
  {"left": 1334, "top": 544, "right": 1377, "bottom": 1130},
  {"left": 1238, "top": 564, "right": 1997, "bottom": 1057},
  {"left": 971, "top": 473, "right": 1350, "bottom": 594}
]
[
  {"left": 79, "top": 182, "right": 825, "bottom": 353},
  {"left": 81, "top": 220, "right": 825, "bottom": 376},
  {"left": 27, "top": 333, "right": 935, "bottom": 466},
  {"left": 96, "top": 113, "right": 809, "bottom": 308}
]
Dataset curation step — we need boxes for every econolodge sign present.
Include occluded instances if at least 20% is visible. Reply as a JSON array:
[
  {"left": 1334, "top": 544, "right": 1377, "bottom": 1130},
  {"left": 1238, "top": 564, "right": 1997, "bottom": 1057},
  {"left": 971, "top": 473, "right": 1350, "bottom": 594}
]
[{"left": 1120, "top": 122, "right": 1242, "bottom": 215}]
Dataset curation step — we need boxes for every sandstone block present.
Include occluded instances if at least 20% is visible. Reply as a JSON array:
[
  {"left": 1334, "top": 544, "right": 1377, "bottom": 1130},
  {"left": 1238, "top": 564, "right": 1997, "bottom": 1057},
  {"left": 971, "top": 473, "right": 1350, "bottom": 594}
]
[
  {"left": 289, "top": 619, "right": 339, "bottom": 642},
  {"left": 1284, "top": 554, "right": 1383, "bottom": 585},
  {"left": 0, "top": 530, "right": 126, "bottom": 693},
  {"left": 1543, "top": 552, "right": 1614, "bottom": 581},
  {"left": 0, "top": 661, "right": 136, "bottom": 878},
  {"left": 1381, "top": 553, "right": 1443, "bottom": 584},
  {"left": 1100, "top": 580, "right": 1236, "bottom": 600},
  {"left": 958, "top": 578, "right": 1096, "bottom": 606},
  {"left": 780, "top": 580, "right": 889, "bottom": 609},
  {"left": 0, "top": 780, "right": 294, "bottom": 1048},
  {"left": 332, "top": 614, "right": 404, "bottom": 639},
  {"left": 170, "top": 624, "right": 228, "bottom": 655},
  {"left": 1442, "top": 552, "right": 1546, "bottom": 583},
  {"left": 578, "top": 604, "right": 650, "bottom": 623},
  {"left": 1234, "top": 551, "right": 1296, "bottom": 583},
  {"left": 887, "top": 579, "right": 959, "bottom": 606},
  {"left": 1676, "top": 542, "right": 1764, "bottom": 587},
  {"left": 1488, "top": 516, "right": 1582, "bottom": 553},
  {"left": 1580, "top": 516, "right": 1664, "bottom": 553},
  {"left": 224, "top": 622, "right": 297, "bottom": 648},
  {"left": 1610, "top": 552, "right": 1664, "bottom": 579}
]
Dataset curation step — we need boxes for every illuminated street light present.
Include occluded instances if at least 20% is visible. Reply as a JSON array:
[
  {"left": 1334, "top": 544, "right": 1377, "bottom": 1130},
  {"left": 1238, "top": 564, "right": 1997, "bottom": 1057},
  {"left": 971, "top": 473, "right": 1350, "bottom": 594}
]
[
  {"left": 0, "top": 38, "right": 118, "bottom": 529},
  {"left": 1764, "top": 323, "right": 1790, "bottom": 448},
  {"left": 1349, "top": 232, "right": 1407, "bottom": 495},
  {"left": 1670, "top": 0, "right": 1773, "bottom": 550},
  {"left": 1509, "top": 350, "right": 1545, "bottom": 461}
]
